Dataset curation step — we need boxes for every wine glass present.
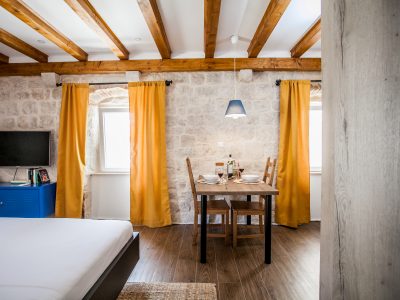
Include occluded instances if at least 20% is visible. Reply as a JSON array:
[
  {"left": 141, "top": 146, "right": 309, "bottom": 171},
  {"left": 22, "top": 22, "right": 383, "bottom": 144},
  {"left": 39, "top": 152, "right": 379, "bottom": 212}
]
[
  {"left": 215, "top": 162, "right": 225, "bottom": 184},
  {"left": 217, "top": 171, "right": 224, "bottom": 183},
  {"left": 238, "top": 167, "right": 244, "bottom": 179}
]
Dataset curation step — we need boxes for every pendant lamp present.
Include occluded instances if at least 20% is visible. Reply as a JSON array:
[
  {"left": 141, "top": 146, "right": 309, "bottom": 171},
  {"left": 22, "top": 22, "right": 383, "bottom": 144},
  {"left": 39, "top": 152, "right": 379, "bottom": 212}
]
[{"left": 225, "top": 36, "right": 246, "bottom": 119}]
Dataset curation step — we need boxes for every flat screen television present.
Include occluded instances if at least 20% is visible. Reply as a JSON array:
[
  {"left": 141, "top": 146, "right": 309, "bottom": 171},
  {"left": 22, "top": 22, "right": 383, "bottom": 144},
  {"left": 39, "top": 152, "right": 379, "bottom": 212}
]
[{"left": 0, "top": 131, "right": 51, "bottom": 167}]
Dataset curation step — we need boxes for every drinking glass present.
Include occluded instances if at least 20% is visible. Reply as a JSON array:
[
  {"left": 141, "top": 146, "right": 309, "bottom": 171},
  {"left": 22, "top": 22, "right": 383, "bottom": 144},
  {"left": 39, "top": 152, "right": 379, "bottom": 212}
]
[
  {"left": 237, "top": 167, "right": 244, "bottom": 179},
  {"left": 215, "top": 162, "right": 225, "bottom": 184}
]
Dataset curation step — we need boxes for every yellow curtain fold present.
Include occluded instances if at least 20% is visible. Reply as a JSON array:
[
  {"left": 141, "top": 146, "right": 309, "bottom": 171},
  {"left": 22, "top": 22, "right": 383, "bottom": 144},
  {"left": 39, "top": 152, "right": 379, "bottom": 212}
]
[
  {"left": 55, "top": 83, "right": 89, "bottom": 218},
  {"left": 275, "top": 80, "right": 311, "bottom": 228},
  {"left": 128, "top": 81, "right": 172, "bottom": 227}
]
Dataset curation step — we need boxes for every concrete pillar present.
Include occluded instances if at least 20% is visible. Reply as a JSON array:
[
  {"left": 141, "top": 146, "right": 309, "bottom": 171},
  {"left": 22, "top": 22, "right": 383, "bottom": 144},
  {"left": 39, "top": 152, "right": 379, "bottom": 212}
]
[{"left": 321, "top": 0, "right": 400, "bottom": 298}]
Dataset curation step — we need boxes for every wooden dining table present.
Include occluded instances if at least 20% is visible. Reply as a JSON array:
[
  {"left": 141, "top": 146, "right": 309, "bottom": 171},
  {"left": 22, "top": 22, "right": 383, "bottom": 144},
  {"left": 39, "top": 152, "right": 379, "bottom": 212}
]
[{"left": 196, "top": 180, "right": 279, "bottom": 264}]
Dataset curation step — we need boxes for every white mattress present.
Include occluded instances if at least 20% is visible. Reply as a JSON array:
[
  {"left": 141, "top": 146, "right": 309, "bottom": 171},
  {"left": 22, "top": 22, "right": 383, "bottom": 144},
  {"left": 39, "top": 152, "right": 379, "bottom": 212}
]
[{"left": 0, "top": 218, "right": 133, "bottom": 300}]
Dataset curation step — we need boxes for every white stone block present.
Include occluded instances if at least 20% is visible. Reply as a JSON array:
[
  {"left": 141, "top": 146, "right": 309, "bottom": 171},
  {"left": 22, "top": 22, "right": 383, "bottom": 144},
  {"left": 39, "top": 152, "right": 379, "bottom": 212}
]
[
  {"left": 239, "top": 69, "right": 253, "bottom": 82},
  {"left": 41, "top": 73, "right": 60, "bottom": 87},
  {"left": 125, "top": 71, "right": 141, "bottom": 82}
]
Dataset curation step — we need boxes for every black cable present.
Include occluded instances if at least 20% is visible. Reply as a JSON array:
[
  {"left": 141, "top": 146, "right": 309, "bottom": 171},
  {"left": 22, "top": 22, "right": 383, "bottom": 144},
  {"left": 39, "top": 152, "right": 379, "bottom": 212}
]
[{"left": 13, "top": 167, "right": 19, "bottom": 181}]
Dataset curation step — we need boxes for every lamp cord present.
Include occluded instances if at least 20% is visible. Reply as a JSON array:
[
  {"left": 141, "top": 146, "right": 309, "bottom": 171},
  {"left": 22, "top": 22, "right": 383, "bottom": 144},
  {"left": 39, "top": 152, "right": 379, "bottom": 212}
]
[
  {"left": 234, "top": 56, "right": 237, "bottom": 99},
  {"left": 13, "top": 167, "right": 19, "bottom": 181}
]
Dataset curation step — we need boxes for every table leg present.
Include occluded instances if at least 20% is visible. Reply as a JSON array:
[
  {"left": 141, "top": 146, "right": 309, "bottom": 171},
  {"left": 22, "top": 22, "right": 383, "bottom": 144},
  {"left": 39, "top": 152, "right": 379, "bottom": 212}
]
[
  {"left": 200, "top": 195, "right": 207, "bottom": 264},
  {"left": 265, "top": 195, "right": 272, "bottom": 264},
  {"left": 246, "top": 195, "right": 251, "bottom": 225}
]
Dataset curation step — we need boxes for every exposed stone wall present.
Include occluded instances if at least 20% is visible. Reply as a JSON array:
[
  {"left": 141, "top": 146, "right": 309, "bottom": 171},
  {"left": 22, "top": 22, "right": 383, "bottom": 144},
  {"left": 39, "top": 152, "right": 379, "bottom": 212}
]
[
  {"left": 0, "top": 71, "right": 320, "bottom": 223},
  {"left": 0, "top": 76, "right": 61, "bottom": 182}
]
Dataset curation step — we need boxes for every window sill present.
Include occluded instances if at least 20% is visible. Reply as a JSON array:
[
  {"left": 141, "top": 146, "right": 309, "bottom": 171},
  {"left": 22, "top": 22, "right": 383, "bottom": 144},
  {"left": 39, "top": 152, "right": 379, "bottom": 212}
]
[
  {"left": 91, "top": 172, "right": 130, "bottom": 175},
  {"left": 310, "top": 170, "right": 322, "bottom": 175}
]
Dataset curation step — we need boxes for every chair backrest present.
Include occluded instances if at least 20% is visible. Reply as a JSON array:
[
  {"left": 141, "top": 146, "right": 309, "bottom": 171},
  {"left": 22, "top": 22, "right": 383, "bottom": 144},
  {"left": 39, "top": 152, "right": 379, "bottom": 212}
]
[
  {"left": 263, "top": 157, "right": 277, "bottom": 186},
  {"left": 186, "top": 157, "right": 198, "bottom": 210}
]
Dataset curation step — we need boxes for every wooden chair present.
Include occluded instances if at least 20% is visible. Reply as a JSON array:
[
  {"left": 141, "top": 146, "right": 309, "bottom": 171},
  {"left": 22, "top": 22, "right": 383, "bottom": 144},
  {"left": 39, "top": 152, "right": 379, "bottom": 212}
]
[
  {"left": 230, "top": 157, "right": 277, "bottom": 248},
  {"left": 186, "top": 157, "right": 230, "bottom": 245}
]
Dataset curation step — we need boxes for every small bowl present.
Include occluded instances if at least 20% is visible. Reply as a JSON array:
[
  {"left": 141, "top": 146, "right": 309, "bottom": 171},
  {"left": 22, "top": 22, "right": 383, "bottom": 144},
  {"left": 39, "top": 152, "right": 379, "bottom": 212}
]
[
  {"left": 202, "top": 174, "right": 219, "bottom": 183},
  {"left": 241, "top": 174, "right": 260, "bottom": 183}
]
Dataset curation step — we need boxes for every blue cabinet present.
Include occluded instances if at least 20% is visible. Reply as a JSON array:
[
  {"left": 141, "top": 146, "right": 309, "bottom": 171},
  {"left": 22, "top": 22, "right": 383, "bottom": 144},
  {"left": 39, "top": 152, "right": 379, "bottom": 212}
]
[{"left": 0, "top": 182, "right": 56, "bottom": 218}]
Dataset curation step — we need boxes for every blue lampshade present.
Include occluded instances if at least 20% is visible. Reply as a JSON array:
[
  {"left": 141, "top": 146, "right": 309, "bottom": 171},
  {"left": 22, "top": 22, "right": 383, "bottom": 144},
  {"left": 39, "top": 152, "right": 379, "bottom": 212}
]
[{"left": 225, "top": 99, "right": 247, "bottom": 119}]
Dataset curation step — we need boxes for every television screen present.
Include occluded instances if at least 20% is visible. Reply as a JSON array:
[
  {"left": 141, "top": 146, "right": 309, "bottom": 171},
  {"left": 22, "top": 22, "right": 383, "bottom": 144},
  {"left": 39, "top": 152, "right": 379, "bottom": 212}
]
[{"left": 0, "top": 131, "right": 50, "bottom": 166}]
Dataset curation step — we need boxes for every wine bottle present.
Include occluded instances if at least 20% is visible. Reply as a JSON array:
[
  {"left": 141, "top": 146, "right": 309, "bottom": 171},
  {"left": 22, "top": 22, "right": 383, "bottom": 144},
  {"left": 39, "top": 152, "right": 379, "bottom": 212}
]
[{"left": 227, "top": 154, "right": 234, "bottom": 179}]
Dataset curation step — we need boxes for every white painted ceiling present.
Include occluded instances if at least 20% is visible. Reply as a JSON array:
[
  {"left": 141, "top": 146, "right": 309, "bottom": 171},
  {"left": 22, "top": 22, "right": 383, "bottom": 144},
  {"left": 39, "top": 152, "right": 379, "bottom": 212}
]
[{"left": 0, "top": 0, "right": 321, "bottom": 63}]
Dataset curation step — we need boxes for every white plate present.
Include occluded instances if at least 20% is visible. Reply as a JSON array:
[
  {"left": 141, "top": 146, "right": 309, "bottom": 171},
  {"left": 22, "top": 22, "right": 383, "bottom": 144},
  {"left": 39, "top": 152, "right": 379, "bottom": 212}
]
[
  {"left": 201, "top": 174, "right": 219, "bottom": 184},
  {"left": 197, "top": 179, "right": 220, "bottom": 185},
  {"left": 241, "top": 175, "right": 260, "bottom": 183},
  {"left": 205, "top": 179, "right": 219, "bottom": 184},
  {"left": 234, "top": 179, "right": 263, "bottom": 185}
]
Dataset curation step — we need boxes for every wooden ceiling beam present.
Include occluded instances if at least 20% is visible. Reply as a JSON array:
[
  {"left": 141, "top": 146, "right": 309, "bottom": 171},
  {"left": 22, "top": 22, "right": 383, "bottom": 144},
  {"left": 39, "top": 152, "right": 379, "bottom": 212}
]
[
  {"left": 0, "top": 52, "right": 9, "bottom": 64},
  {"left": 0, "top": 58, "right": 321, "bottom": 75},
  {"left": 0, "top": 28, "right": 48, "bottom": 62},
  {"left": 137, "top": 0, "right": 171, "bottom": 59},
  {"left": 291, "top": 17, "right": 321, "bottom": 58},
  {"left": 65, "top": 0, "right": 129, "bottom": 60},
  {"left": 247, "top": 0, "right": 291, "bottom": 58},
  {"left": 0, "top": 0, "right": 87, "bottom": 61},
  {"left": 204, "top": 0, "right": 221, "bottom": 58}
]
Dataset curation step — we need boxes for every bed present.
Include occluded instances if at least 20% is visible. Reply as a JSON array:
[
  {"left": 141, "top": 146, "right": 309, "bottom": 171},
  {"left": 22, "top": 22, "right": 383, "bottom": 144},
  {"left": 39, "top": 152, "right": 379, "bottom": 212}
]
[{"left": 0, "top": 218, "right": 139, "bottom": 300}]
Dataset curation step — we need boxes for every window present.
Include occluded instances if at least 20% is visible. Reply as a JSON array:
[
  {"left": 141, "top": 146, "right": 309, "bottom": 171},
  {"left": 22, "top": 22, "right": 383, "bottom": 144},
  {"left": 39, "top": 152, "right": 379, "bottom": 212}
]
[
  {"left": 309, "top": 101, "right": 322, "bottom": 172},
  {"left": 100, "top": 107, "right": 130, "bottom": 172}
]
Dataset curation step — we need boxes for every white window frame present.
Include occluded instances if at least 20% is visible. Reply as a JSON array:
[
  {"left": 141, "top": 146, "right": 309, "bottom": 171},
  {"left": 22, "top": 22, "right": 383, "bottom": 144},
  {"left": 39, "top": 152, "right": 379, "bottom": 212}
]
[
  {"left": 309, "top": 101, "right": 322, "bottom": 174},
  {"left": 99, "top": 106, "right": 130, "bottom": 173}
]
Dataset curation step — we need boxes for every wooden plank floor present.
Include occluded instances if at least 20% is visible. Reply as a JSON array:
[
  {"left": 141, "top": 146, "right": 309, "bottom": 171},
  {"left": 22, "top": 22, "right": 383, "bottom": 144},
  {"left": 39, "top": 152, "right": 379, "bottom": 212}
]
[{"left": 128, "top": 222, "right": 320, "bottom": 300}]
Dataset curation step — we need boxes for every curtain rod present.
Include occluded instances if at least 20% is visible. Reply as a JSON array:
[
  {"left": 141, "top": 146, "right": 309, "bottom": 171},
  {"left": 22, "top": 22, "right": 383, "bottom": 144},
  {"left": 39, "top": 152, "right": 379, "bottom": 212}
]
[
  {"left": 275, "top": 79, "right": 321, "bottom": 86},
  {"left": 55, "top": 80, "right": 173, "bottom": 87}
]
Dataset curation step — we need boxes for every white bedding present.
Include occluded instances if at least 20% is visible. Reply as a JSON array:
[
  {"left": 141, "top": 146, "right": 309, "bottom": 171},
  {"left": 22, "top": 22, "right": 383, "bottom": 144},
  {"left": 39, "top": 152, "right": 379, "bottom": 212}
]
[{"left": 0, "top": 218, "right": 133, "bottom": 300}]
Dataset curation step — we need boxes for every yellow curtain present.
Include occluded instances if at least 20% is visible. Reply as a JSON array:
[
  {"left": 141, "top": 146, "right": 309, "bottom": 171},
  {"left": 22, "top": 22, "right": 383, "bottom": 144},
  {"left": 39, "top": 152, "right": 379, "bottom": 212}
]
[
  {"left": 128, "top": 81, "right": 172, "bottom": 227},
  {"left": 55, "top": 83, "right": 89, "bottom": 218},
  {"left": 275, "top": 80, "right": 311, "bottom": 228}
]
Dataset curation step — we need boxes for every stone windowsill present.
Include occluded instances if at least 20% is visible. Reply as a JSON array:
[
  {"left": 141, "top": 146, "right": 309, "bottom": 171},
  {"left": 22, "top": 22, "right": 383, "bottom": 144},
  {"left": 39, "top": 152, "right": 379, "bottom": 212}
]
[{"left": 91, "top": 172, "right": 130, "bottom": 175}]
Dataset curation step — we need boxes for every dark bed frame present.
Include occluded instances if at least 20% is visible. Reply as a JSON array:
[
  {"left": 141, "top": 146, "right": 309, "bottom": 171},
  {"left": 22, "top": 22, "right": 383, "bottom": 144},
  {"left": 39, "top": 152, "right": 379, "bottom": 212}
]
[{"left": 83, "top": 233, "right": 140, "bottom": 300}]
